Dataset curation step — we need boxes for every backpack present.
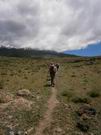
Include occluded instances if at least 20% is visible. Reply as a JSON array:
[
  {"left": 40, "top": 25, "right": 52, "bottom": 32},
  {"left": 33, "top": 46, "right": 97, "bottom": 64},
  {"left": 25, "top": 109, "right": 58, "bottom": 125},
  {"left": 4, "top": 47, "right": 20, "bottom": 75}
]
[
  {"left": 49, "top": 65, "right": 57, "bottom": 74},
  {"left": 56, "top": 64, "right": 59, "bottom": 70}
]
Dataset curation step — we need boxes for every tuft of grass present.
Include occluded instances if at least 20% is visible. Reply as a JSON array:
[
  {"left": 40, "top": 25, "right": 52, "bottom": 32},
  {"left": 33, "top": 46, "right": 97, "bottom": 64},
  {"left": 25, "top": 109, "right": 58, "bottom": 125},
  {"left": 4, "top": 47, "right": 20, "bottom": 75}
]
[
  {"left": 24, "top": 76, "right": 28, "bottom": 79},
  {"left": 0, "top": 97, "right": 5, "bottom": 103},
  {"left": 76, "top": 121, "right": 89, "bottom": 132},
  {"left": 10, "top": 73, "right": 14, "bottom": 76},
  {"left": 18, "top": 70, "right": 22, "bottom": 73},
  {"left": 61, "top": 90, "right": 73, "bottom": 101},
  {"left": 1, "top": 72, "right": 7, "bottom": 75},
  {"left": 0, "top": 81, "right": 3, "bottom": 89},
  {"left": 88, "top": 91, "right": 100, "bottom": 98},
  {"left": 72, "top": 96, "right": 90, "bottom": 104}
]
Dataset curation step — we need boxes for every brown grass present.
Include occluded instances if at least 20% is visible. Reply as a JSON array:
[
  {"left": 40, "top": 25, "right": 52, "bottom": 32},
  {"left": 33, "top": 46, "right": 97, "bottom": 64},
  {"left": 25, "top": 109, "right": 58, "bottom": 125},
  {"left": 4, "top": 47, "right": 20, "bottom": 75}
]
[{"left": 0, "top": 56, "right": 101, "bottom": 135}]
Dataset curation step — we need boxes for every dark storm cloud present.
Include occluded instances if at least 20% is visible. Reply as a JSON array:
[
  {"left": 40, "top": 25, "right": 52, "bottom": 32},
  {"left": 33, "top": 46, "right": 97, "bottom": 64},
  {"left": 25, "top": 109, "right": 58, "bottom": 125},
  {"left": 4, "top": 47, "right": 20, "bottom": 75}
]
[
  {"left": 0, "top": 20, "right": 26, "bottom": 36},
  {"left": 0, "top": 19, "right": 39, "bottom": 44}
]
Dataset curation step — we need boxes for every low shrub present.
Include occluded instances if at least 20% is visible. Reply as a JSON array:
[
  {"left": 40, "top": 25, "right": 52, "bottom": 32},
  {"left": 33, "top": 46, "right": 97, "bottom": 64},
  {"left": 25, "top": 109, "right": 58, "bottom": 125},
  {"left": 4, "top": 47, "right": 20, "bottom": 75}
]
[
  {"left": 88, "top": 91, "right": 100, "bottom": 98},
  {"left": 72, "top": 97, "right": 90, "bottom": 104}
]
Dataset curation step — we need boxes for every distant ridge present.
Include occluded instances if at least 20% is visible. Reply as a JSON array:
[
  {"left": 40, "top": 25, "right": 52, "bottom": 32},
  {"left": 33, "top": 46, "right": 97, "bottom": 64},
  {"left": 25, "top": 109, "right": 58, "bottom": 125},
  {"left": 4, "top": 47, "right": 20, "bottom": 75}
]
[
  {"left": 64, "top": 43, "right": 101, "bottom": 57},
  {"left": 0, "top": 46, "right": 76, "bottom": 58}
]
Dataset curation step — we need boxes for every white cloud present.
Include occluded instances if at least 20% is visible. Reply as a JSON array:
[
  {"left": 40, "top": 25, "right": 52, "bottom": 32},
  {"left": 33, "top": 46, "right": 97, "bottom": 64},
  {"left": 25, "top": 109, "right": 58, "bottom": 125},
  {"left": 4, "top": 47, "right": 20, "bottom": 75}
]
[{"left": 0, "top": 0, "right": 101, "bottom": 51}]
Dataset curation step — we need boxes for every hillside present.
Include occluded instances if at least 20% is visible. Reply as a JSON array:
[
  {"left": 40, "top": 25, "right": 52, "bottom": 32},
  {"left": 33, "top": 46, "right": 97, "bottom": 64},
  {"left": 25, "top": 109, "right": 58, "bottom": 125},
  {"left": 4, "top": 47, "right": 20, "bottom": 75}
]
[
  {"left": 0, "top": 56, "right": 101, "bottom": 135},
  {"left": 0, "top": 47, "right": 76, "bottom": 58}
]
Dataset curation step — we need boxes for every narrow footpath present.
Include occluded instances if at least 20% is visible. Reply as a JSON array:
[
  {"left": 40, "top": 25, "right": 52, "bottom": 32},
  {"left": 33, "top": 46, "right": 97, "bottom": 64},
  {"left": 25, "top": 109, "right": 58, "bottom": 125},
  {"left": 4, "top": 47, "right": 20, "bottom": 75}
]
[{"left": 34, "top": 87, "right": 59, "bottom": 135}]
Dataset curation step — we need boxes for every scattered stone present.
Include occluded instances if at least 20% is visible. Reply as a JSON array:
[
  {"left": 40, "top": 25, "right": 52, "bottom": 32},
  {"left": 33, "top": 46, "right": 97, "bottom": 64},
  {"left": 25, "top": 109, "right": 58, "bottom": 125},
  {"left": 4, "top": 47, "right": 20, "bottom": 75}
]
[
  {"left": 53, "top": 127, "right": 66, "bottom": 135},
  {"left": 5, "top": 126, "right": 14, "bottom": 135},
  {"left": 77, "top": 105, "right": 96, "bottom": 117},
  {"left": 8, "top": 115, "right": 13, "bottom": 119},
  {"left": 76, "top": 105, "right": 97, "bottom": 133},
  {"left": 36, "top": 95, "right": 41, "bottom": 100},
  {"left": 81, "top": 114, "right": 91, "bottom": 120},
  {"left": 24, "top": 131, "right": 28, "bottom": 135},
  {"left": 55, "top": 127, "right": 62, "bottom": 133},
  {"left": 6, "top": 129, "right": 24, "bottom": 135},
  {"left": 89, "top": 133, "right": 94, "bottom": 135},
  {"left": 25, "top": 127, "right": 34, "bottom": 135},
  {"left": 9, "top": 131, "right": 15, "bottom": 135},
  {"left": 86, "top": 61, "right": 95, "bottom": 65},
  {"left": 16, "top": 89, "right": 31, "bottom": 97}
]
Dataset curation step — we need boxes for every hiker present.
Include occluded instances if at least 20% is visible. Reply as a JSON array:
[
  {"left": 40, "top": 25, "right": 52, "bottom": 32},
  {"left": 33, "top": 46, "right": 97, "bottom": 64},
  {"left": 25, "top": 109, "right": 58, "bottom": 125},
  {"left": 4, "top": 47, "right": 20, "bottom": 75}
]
[
  {"left": 55, "top": 63, "right": 59, "bottom": 71},
  {"left": 49, "top": 63, "right": 57, "bottom": 87}
]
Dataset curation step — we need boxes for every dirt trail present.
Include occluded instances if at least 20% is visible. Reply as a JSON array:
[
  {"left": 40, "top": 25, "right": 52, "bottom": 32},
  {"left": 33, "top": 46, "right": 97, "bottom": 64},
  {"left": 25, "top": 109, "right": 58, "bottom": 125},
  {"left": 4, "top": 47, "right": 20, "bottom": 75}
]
[{"left": 34, "top": 87, "right": 59, "bottom": 135}]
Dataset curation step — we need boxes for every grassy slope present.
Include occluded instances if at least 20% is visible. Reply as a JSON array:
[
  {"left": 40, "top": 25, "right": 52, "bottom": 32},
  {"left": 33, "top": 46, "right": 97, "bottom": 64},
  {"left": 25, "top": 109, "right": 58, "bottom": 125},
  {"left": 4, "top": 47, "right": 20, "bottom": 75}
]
[
  {"left": 0, "top": 56, "right": 51, "bottom": 134},
  {"left": 44, "top": 57, "right": 101, "bottom": 135},
  {"left": 0, "top": 56, "right": 101, "bottom": 135}
]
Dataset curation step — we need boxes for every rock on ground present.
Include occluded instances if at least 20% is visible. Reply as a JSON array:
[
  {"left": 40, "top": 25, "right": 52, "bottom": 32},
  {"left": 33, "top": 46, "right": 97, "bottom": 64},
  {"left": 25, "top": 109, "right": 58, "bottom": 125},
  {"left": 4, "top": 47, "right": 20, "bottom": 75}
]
[{"left": 16, "top": 89, "right": 31, "bottom": 97}]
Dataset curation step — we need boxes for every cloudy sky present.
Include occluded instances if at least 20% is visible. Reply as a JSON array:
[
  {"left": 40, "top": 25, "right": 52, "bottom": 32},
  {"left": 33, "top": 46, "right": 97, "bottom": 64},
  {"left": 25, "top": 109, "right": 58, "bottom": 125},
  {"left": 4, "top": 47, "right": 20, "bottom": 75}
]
[{"left": 0, "top": 0, "right": 101, "bottom": 52}]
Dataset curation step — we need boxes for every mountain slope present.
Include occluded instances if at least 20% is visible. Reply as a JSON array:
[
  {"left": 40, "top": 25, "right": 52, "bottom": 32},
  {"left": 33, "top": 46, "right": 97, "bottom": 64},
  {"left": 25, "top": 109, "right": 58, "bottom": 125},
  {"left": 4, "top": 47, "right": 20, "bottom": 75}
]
[{"left": 0, "top": 47, "right": 76, "bottom": 58}]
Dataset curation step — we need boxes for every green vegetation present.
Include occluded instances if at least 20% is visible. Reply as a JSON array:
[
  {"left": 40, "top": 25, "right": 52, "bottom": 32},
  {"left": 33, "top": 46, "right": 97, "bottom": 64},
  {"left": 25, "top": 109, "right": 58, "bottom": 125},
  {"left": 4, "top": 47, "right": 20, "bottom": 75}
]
[
  {"left": 61, "top": 90, "right": 73, "bottom": 98},
  {"left": 0, "top": 56, "right": 101, "bottom": 135},
  {"left": 0, "top": 80, "right": 3, "bottom": 89},
  {"left": 88, "top": 90, "right": 100, "bottom": 98},
  {"left": 45, "top": 56, "right": 101, "bottom": 135},
  {"left": 72, "top": 96, "right": 90, "bottom": 104},
  {"left": 0, "top": 56, "right": 52, "bottom": 134}
]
